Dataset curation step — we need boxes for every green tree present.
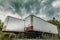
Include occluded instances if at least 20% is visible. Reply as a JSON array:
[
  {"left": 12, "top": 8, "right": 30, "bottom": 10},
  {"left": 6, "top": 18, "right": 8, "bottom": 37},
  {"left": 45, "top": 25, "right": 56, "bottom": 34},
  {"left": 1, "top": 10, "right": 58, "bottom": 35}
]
[
  {"left": 48, "top": 17, "right": 60, "bottom": 27},
  {"left": 0, "top": 20, "right": 3, "bottom": 30}
]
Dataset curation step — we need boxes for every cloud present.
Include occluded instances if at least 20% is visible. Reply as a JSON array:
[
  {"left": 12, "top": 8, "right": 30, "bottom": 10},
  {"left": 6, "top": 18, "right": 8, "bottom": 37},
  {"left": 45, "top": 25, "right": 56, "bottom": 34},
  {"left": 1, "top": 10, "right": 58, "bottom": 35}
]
[
  {"left": 36, "top": 14, "right": 49, "bottom": 20},
  {"left": 0, "top": 11, "right": 21, "bottom": 22},
  {"left": 54, "top": 12, "right": 60, "bottom": 20},
  {"left": 0, "top": 0, "right": 60, "bottom": 21},
  {"left": 52, "top": 0, "right": 60, "bottom": 8}
]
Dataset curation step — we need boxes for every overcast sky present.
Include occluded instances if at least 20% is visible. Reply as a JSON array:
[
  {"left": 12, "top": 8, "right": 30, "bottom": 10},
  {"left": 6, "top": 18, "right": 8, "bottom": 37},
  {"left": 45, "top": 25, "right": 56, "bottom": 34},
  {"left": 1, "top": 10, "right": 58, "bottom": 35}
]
[{"left": 0, "top": 0, "right": 60, "bottom": 22}]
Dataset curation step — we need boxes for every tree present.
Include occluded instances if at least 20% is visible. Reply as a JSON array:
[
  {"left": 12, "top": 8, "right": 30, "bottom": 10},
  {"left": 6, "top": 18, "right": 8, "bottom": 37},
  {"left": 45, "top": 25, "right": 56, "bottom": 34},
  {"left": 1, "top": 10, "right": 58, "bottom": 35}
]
[
  {"left": 0, "top": 20, "right": 4, "bottom": 30},
  {"left": 48, "top": 17, "right": 59, "bottom": 26}
]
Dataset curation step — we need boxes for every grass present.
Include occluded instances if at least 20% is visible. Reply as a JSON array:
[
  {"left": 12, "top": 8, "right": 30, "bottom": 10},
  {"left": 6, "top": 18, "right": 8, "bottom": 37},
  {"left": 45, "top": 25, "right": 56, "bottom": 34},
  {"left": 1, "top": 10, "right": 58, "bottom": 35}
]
[{"left": 0, "top": 31, "right": 59, "bottom": 40}]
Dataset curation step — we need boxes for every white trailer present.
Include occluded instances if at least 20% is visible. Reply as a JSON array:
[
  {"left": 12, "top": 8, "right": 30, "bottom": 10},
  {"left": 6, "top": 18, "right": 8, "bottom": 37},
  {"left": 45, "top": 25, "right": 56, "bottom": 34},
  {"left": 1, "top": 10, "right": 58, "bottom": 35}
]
[
  {"left": 2, "top": 16, "right": 25, "bottom": 32},
  {"left": 25, "top": 15, "right": 58, "bottom": 34}
]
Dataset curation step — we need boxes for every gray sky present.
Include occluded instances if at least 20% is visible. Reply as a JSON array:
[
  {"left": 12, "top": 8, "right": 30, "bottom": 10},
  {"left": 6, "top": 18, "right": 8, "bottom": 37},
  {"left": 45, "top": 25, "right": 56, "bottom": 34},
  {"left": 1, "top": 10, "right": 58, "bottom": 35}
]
[{"left": 0, "top": 0, "right": 60, "bottom": 22}]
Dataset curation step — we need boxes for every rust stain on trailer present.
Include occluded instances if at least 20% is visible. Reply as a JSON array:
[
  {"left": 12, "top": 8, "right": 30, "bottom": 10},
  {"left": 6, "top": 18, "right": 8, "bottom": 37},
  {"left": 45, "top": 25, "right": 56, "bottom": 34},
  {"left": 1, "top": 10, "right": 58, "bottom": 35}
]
[{"left": 24, "top": 26, "right": 33, "bottom": 31}]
